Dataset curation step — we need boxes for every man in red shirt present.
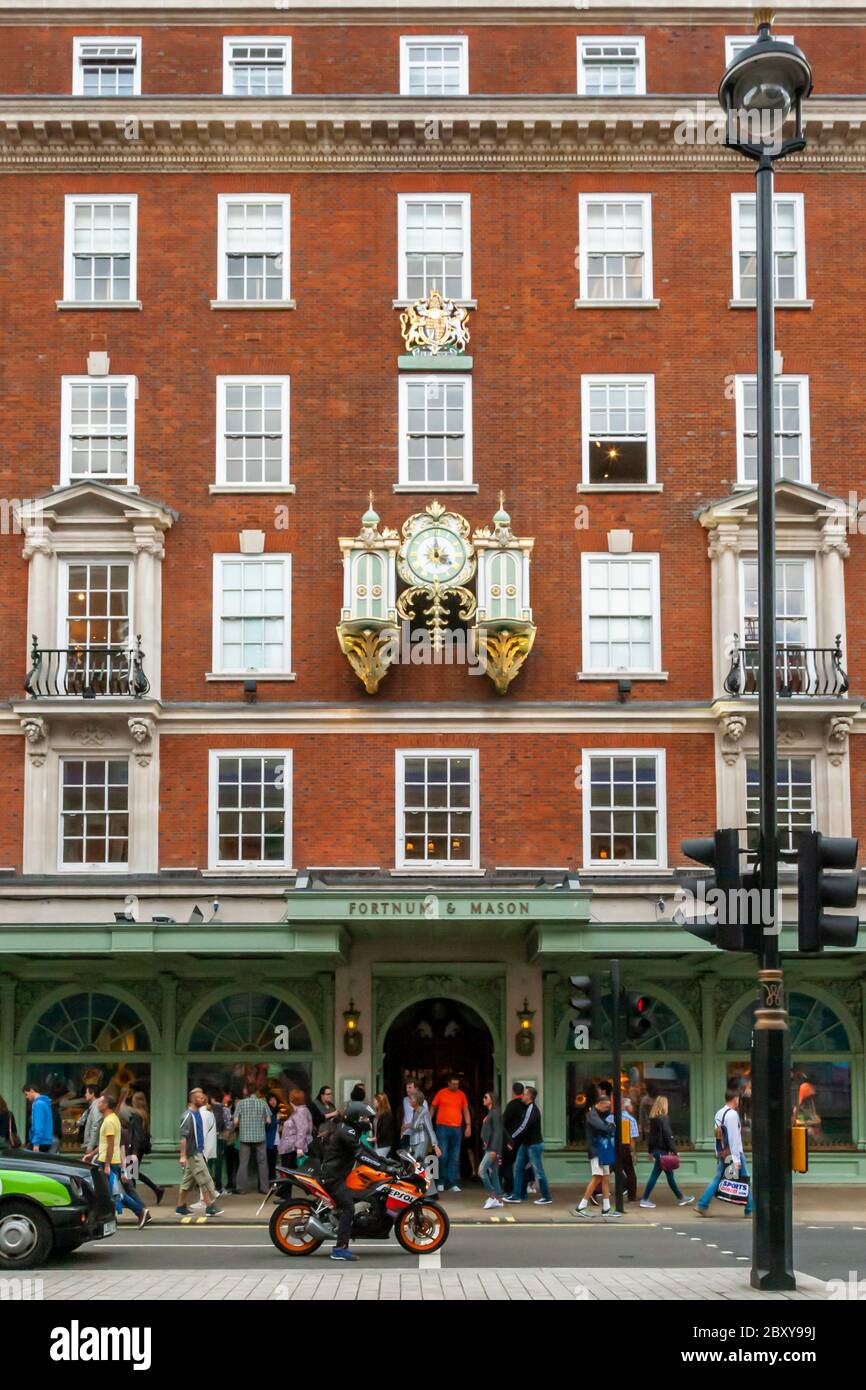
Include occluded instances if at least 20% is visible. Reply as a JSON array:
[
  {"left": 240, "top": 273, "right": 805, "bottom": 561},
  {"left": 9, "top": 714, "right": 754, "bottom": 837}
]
[{"left": 430, "top": 1076, "right": 471, "bottom": 1193}]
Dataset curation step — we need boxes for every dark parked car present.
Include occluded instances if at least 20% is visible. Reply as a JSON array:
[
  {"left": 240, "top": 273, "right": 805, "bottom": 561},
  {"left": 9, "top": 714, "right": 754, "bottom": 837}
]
[{"left": 0, "top": 1150, "right": 116, "bottom": 1269}]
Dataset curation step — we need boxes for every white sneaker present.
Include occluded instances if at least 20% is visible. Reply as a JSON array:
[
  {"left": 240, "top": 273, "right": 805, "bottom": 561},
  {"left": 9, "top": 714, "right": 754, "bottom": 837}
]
[
  {"left": 678, "top": 1196, "right": 695, "bottom": 1206},
  {"left": 639, "top": 1199, "right": 656, "bottom": 1209},
  {"left": 437, "top": 1184, "right": 446, "bottom": 1192},
  {"left": 483, "top": 1197, "right": 502, "bottom": 1209},
  {"left": 527, "top": 1184, "right": 538, "bottom": 1194},
  {"left": 449, "top": 1185, "right": 462, "bottom": 1193}
]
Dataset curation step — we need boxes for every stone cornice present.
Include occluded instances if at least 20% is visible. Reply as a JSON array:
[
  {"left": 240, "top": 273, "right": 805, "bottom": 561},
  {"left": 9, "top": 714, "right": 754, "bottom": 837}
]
[
  {"left": 2, "top": 95, "right": 866, "bottom": 169},
  {"left": 0, "top": 1, "right": 864, "bottom": 24}
]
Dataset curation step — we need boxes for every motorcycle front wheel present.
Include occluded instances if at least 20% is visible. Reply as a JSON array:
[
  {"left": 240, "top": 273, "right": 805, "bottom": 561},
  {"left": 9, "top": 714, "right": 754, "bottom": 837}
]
[
  {"left": 394, "top": 1200, "right": 450, "bottom": 1255},
  {"left": 269, "top": 1199, "right": 325, "bottom": 1256}
]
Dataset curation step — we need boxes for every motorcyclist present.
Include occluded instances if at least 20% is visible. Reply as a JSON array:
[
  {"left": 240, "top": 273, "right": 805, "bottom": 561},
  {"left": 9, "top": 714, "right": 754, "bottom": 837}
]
[{"left": 321, "top": 1101, "right": 375, "bottom": 1262}]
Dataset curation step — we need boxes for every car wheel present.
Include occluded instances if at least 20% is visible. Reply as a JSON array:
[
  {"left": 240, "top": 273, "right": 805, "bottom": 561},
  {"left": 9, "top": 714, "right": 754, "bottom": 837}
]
[{"left": 0, "top": 1202, "right": 54, "bottom": 1269}]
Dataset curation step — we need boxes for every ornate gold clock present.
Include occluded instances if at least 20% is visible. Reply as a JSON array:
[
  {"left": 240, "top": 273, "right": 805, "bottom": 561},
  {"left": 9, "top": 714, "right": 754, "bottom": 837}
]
[{"left": 396, "top": 501, "right": 477, "bottom": 647}]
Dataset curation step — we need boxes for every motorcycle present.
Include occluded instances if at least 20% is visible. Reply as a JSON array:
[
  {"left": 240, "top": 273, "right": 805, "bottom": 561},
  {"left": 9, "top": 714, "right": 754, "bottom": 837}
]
[{"left": 265, "top": 1147, "right": 450, "bottom": 1257}]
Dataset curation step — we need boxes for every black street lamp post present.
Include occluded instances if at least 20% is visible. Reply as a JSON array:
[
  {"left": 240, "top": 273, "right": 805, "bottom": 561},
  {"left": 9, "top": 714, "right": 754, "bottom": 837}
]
[{"left": 718, "top": 18, "right": 812, "bottom": 1292}]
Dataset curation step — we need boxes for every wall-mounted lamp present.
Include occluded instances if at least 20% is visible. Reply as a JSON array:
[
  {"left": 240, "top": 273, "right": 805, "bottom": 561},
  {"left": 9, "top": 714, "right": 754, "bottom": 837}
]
[
  {"left": 515, "top": 998, "right": 535, "bottom": 1057},
  {"left": 244, "top": 679, "right": 257, "bottom": 703},
  {"left": 617, "top": 678, "right": 632, "bottom": 703},
  {"left": 343, "top": 998, "right": 363, "bottom": 1057}
]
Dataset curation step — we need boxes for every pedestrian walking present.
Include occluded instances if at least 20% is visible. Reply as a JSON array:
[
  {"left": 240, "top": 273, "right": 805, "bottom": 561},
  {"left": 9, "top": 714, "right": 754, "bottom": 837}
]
[
  {"left": 574, "top": 1091, "right": 621, "bottom": 1218},
  {"left": 502, "top": 1081, "right": 526, "bottom": 1195},
  {"left": 199, "top": 1093, "right": 219, "bottom": 1199},
  {"left": 310, "top": 1085, "right": 337, "bottom": 1134},
  {"left": 176, "top": 1088, "right": 223, "bottom": 1218},
  {"left": 430, "top": 1075, "right": 470, "bottom": 1193},
  {"left": 77, "top": 1084, "right": 102, "bottom": 1155},
  {"left": 503, "top": 1087, "right": 552, "bottom": 1205},
  {"left": 277, "top": 1089, "right": 314, "bottom": 1190},
  {"left": 0, "top": 1095, "right": 20, "bottom": 1151},
  {"left": 479, "top": 1091, "right": 504, "bottom": 1209},
  {"left": 400, "top": 1079, "right": 419, "bottom": 1139},
  {"left": 124, "top": 1093, "right": 165, "bottom": 1205},
  {"left": 204, "top": 1089, "right": 229, "bottom": 1195},
  {"left": 372, "top": 1093, "right": 396, "bottom": 1159},
  {"left": 639, "top": 1096, "right": 693, "bottom": 1208},
  {"left": 620, "top": 1096, "right": 639, "bottom": 1204},
  {"left": 265, "top": 1093, "right": 281, "bottom": 1182},
  {"left": 233, "top": 1087, "right": 271, "bottom": 1194},
  {"left": 91, "top": 1093, "right": 151, "bottom": 1228},
  {"left": 695, "top": 1086, "right": 753, "bottom": 1218},
  {"left": 406, "top": 1087, "right": 441, "bottom": 1167},
  {"left": 22, "top": 1082, "right": 54, "bottom": 1152},
  {"left": 221, "top": 1092, "right": 240, "bottom": 1194}
]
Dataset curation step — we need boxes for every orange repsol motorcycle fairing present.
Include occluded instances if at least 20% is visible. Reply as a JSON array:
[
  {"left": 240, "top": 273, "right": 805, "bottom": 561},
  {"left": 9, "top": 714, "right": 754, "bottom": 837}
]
[{"left": 267, "top": 1147, "right": 451, "bottom": 1258}]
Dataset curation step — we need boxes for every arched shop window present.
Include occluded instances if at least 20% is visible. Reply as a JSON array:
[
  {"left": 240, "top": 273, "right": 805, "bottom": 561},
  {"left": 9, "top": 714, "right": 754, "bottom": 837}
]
[
  {"left": 564, "top": 990, "right": 691, "bottom": 1150},
  {"left": 189, "top": 992, "right": 311, "bottom": 1052},
  {"left": 28, "top": 991, "right": 150, "bottom": 1053},
  {"left": 187, "top": 991, "right": 314, "bottom": 1106},
  {"left": 726, "top": 991, "right": 854, "bottom": 1149},
  {"left": 25, "top": 990, "right": 152, "bottom": 1153}
]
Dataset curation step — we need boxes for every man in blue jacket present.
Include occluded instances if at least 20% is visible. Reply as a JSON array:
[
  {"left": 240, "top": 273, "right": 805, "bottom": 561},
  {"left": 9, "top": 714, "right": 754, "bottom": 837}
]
[{"left": 22, "top": 1083, "right": 54, "bottom": 1152}]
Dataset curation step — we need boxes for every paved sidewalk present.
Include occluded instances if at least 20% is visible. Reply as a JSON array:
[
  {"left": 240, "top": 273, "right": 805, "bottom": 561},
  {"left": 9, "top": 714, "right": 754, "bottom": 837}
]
[
  {"left": 138, "top": 1181, "right": 866, "bottom": 1225},
  {"left": 24, "top": 1266, "right": 829, "bottom": 1301}
]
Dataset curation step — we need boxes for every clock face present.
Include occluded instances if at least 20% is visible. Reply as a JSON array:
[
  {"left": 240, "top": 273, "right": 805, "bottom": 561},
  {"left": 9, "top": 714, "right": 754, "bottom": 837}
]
[{"left": 404, "top": 525, "right": 469, "bottom": 585}]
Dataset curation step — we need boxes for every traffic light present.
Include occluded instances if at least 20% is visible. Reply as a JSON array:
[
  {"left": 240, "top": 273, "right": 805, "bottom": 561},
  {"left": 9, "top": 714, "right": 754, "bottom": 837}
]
[
  {"left": 796, "top": 831, "right": 860, "bottom": 952},
  {"left": 625, "top": 993, "right": 652, "bottom": 1040},
  {"left": 677, "top": 829, "right": 749, "bottom": 951},
  {"left": 568, "top": 974, "right": 593, "bottom": 1050}
]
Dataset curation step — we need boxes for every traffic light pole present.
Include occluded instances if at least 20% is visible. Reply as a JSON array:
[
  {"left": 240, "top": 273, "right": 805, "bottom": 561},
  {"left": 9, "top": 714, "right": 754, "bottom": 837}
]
[
  {"left": 610, "top": 959, "right": 624, "bottom": 1214},
  {"left": 751, "top": 149, "right": 794, "bottom": 1291}
]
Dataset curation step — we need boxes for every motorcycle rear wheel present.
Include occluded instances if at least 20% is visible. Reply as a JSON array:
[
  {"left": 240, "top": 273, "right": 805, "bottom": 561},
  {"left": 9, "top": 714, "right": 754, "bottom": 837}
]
[
  {"left": 394, "top": 1200, "right": 450, "bottom": 1254},
  {"left": 269, "top": 1199, "right": 325, "bottom": 1256}
]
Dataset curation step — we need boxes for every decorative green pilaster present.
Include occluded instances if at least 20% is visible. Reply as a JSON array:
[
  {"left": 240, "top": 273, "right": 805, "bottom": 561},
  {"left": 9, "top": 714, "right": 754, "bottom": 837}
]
[
  {"left": 0, "top": 975, "right": 15, "bottom": 1107},
  {"left": 543, "top": 971, "right": 567, "bottom": 1148},
  {"left": 698, "top": 974, "right": 718, "bottom": 1151},
  {"left": 317, "top": 971, "right": 335, "bottom": 1095},
  {"left": 151, "top": 973, "right": 179, "bottom": 1156}
]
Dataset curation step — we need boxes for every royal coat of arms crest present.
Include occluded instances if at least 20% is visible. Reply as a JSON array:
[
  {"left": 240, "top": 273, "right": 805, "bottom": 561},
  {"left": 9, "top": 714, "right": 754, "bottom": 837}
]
[{"left": 399, "top": 287, "right": 471, "bottom": 356}]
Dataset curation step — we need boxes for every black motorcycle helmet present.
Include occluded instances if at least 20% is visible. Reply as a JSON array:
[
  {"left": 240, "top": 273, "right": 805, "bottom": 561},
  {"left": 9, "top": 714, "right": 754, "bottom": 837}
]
[{"left": 344, "top": 1101, "right": 375, "bottom": 1131}]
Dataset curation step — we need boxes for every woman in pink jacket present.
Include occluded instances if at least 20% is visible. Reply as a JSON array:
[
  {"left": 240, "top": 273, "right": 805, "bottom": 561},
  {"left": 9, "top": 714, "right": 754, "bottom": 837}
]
[{"left": 277, "top": 1089, "right": 314, "bottom": 1189}]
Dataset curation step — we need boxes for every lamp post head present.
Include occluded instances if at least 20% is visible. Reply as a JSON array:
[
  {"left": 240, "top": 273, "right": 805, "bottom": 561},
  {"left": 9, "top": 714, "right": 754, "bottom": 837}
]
[{"left": 718, "top": 22, "right": 812, "bottom": 160}]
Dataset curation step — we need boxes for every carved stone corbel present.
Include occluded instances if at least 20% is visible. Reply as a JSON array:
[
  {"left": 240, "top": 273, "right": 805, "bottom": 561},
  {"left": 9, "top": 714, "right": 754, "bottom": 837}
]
[
  {"left": 475, "top": 624, "right": 537, "bottom": 695},
  {"left": 128, "top": 716, "right": 156, "bottom": 766},
  {"left": 826, "top": 716, "right": 853, "bottom": 767},
  {"left": 336, "top": 625, "right": 398, "bottom": 695},
  {"left": 718, "top": 712, "right": 747, "bottom": 765},
  {"left": 20, "top": 715, "right": 49, "bottom": 767}
]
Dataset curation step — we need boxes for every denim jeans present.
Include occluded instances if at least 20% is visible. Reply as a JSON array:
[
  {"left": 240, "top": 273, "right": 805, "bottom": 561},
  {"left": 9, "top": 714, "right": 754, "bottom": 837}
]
[
  {"left": 479, "top": 1150, "right": 502, "bottom": 1197},
  {"left": 697, "top": 1155, "right": 753, "bottom": 1214},
  {"left": 514, "top": 1142, "right": 551, "bottom": 1201},
  {"left": 435, "top": 1124, "right": 462, "bottom": 1187},
  {"left": 642, "top": 1151, "right": 684, "bottom": 1202},
  {"left": 109, "top": 1165, "right": 144, "bottom": 1218}
]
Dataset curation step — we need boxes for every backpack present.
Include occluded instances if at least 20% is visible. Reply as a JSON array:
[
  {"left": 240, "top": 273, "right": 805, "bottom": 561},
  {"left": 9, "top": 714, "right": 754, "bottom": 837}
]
[{"left": 714, "top": 1108, "right": 733, "bottom": 1160}]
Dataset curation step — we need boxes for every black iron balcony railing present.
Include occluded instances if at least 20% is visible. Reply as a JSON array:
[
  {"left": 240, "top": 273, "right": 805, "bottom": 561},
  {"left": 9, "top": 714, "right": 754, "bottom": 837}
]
[
  {"left": 724, "top": 633, "right": 848, "bottom": 698},
  {"left": 24, "top": 635, "right": 149, "bottom": 698}
]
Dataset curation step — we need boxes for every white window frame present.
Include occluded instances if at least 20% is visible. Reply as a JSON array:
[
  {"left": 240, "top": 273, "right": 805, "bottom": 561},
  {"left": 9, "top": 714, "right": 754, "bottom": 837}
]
[
  {"left": 398, "top": 373, "right": 473, "bottom": 489},
  {"left": 72, "top": 36, "right": 142, "bottom": 96},
  {"left": 745, "top": 754, "right": 814, "bottom": 855},
  {"left": 207, "top": 748, "right": 292, "bottom": 871},
  {"left": 57, "top": 755, "right": 130, "bottom": 873},
  {"left": 577, "top": 36, "right": 646, "bottom": 97},
  {"left": 396, "top": 193, "right": 472, "bottom": 302},
  {"left": 739, "top": 554, "right": 816, "bottom": 650},
  {"left": 57, "top": 556, "right": 133, "bottom": 651},
  {"left": 730, "top": 192, "right": 807, "bottom": 303},
  {"left": 581, "top": 748, "right": 667, "bottom": 870},
  {"left": 725, "top": 34, "right": 794, "bottom": 66},
  {"left": 211, "top": 553, "right": 293, "bottom": 678},
  {"left": 733, "top": 374, "right": 811, "bottom": 485},
  {"left": 578, "top": 193, "right": 654, "bottom": 303},
  {"left": 216, "top": 194, "right": 291, "bottom": 305},
  {"left": 580, "top": 552, "right": 662, "bottom": 676},
  {"left": 215, "top": 375, "right": 290, "bottom": 490},
  {"left": 222, "top": 36, "right": 292, "bottom": 96},
  {"left": 60, "top": 374, "right": 136, "bottom": 487},
  {"left": 399, "top": 35, "right": 469, "bottom": 96},
  {"left": 580, "top": 373, "right": 656, "bottom": 488},
  {"left": 62, "top": 194, "right": 138, "bottom": 305},
  {"left": 394, "top": 748, "right": 480, "bottom": 872}
]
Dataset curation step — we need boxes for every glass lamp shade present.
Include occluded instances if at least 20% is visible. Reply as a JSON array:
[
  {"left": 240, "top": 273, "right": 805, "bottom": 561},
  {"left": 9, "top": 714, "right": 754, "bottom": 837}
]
[{"left": 718, "top": 29, "right": 812, "bottom": 142}]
